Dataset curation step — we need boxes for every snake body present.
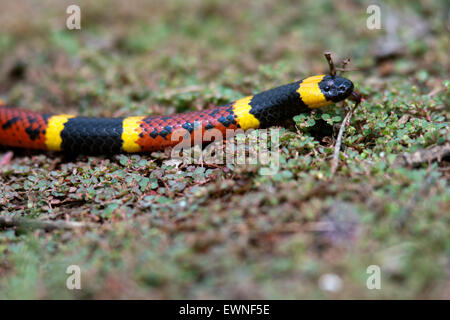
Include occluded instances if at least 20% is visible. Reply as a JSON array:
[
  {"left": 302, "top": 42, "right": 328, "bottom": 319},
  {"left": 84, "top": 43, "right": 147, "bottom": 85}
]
[{"left": 0, "top": 75, "right": 354, "bottom": 154}]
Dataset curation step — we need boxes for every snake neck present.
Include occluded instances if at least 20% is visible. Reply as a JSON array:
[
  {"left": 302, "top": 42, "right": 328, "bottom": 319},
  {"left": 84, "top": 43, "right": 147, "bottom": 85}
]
[
  {"left": 232, "top": 75, "right": 338, "bottom": 129},
  {"left": 246, "top": 81, "right": 309, "bottom": 128}
]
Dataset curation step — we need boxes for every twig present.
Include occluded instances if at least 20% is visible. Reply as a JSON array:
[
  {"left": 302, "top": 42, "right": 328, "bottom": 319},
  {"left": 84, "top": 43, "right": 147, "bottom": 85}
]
[
  {"left": 393, "top": 142, "right": 450, "bottom": 167},
  {"left": 427, "top": 87, "right": 444, "bottom": 97},
  {"left": 335, "top": 67, "right": 360, "bottom": 73},
  {"left": 341, "top": 56, "right": 351, "bottom": 70},
  {"left": 324, "top": 52, "right": 336, "bottom": 76},
  {"left": 330, "top": 106, "right": 357, "bottom": 175},
  {"left": 334, "top": 56, "right": 352, "bottom": 73},
  {"left": 0, "top": 216, "right": 89, "bottom": 232}
]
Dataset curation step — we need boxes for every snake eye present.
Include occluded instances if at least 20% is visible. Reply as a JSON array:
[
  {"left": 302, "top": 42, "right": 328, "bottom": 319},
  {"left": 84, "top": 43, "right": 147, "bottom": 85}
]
[{"left": 324, "top": 86, "right": 330, "bottom": 92}]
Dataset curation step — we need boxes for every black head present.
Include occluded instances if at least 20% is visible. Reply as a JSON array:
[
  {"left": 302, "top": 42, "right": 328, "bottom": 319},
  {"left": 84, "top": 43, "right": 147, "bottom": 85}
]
[{"left": 318, "top": 75, "right": 354, "bottom": 103}]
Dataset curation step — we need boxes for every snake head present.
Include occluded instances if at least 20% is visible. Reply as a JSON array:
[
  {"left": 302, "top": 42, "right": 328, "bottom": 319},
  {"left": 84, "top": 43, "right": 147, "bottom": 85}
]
[{"left": 318, "top": 75, "right": 354, "bottom": 103}]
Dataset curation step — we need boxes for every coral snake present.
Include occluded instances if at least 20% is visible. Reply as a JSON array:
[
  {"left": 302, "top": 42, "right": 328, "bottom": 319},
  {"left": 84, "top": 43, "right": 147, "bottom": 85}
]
[{"left": 0, "top": 74, "right": 359, "bottom": 154}]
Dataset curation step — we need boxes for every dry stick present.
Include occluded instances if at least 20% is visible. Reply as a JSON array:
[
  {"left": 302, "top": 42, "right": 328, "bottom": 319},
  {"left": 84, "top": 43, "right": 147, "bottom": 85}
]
[
  {"left": 0, "top": 216, "right": 88, "bottom": 232},
  {"left": 323, "top": 52, "right": 362, "bottom": 175},
  {"left": 342, "top": 57, "right": 351, "bottom": 67},
  {"left": 325, "top": 51, "right": 352, "bottom": 175},
  {"left": 330, "top": 105, "right": 357, "bottom": 175},
  {"left": 324, "top": 52, "right": 336, "bottom": 76},
  {"left": 393, "top": 142, "right": 450, "bottom": 167},
  {"left": 337, "top": 57, "right": 351, "bottom": 73}
]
